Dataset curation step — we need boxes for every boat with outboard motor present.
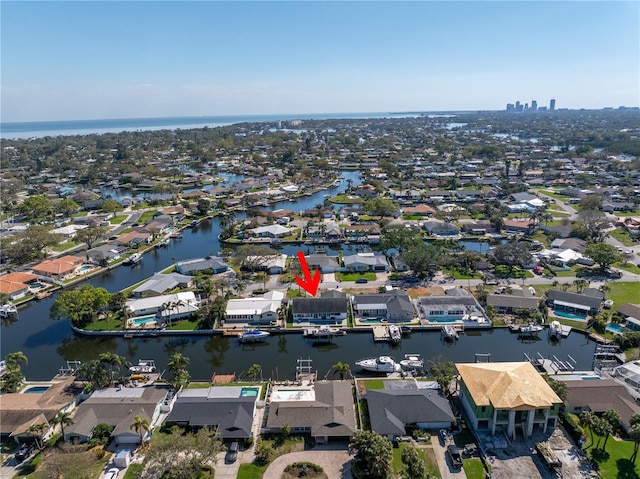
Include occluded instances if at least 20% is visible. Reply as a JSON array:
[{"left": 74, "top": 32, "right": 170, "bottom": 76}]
[
  {"left": 355, "top": 356, "right": 401, "bottom": 373},
  {"left": 388, "top": 325, "right": 402, "bottom": 343},
  {"left": 303, "top": 325, "right": 345, "bottom": 338},
  {"left": 238, "top": 329, "right": 270, "bottom": 343},
  {"left": 400, "top": 354, "right": 424, "bottom": 370}
]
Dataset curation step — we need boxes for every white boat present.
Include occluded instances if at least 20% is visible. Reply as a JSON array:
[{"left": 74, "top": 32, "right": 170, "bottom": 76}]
[
  {"left": 129, "top": 359, "right": 157, "bottom": 373},
  {"left": 355, "top": 356, "right": 401, "bottom": 373},
  {"left": 388, "top": 325, "right": 402, "bottom": 343},
  {"left": 519, "top": 323, "right": 544, "bottom": 336},
  {"left": 0, "top": 303, "right": 18, "bottom": 318},
  {"left": 549, "top": 321, "right": 562, "bottom": 339},
  {"left": 303, "top": 325, "right": 344, "bottom": 338},
  {"left": 238, "top": 329, "right": 270, "bottom": 343},
  {"left": 442, "top": 324, "right": 459, "bottom": 341},
  {"left": 400, "top": 354, "right": 424, "bottom": 370},
  {"left": 124, "top": 253, "right": 143, "bottom": 265}
]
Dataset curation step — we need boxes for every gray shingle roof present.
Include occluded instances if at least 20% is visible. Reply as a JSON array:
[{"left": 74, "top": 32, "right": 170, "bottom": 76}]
[
  {"left": 546, "top": 290, "right": 603, "bottom": 309},
  {"left": 292, "top": 297, "right": 348, "bottom": 315}
]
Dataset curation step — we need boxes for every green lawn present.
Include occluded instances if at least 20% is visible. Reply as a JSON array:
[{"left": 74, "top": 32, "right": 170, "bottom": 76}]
[
  {"left": 50, "top": 239, "right": 83, "bottom": 252},
  {"left": 584, "top": 427, "right": 640, "bottom": 479},
  {"left": 237, "top": 436, "right": 308, "bottom": 479},
  {"left": 607, "top": 282, "right": 640, "bottom": 309},
  {"left": 137, "top": 210, "right": 159, "bottom": 224},
  {"left": 109, "top": 214, "right": 127, "bottom": 225},
  {"left": 463, "top": 457, "right": 486, "bottom": 479},
  {"left": 548, "top": 210, "right": 571, "bottom": 218},
  {"left": 123, "top": 463, "right": 144, "bottom": 479},
  {"left": 328, "top": 194, "right": 363, "bottom": 204},
  {"left": 538, "top": 190, "right": 568, "bottom": 201},
  {"left": 615, "top": 262, "right": 640, "bottom": 275},
  {"left": 335, "top": 272, "right": 377, "bottom": 281},
  {"left": 610, "top": 228, "right": 640, "bottom": 246},
  {"left": 358, "top": 378, "right": 387, "bottom": 390},
  {"left": 392, "top": 443, "right": 441, "bottom": 478}
]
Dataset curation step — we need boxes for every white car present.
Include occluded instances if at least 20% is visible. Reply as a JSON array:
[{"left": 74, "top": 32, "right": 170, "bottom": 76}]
[{"left": 104, "top": 468, "right": 120, "bottom": 479}]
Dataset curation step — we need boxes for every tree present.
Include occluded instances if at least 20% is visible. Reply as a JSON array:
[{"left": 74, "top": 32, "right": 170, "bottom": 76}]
[
  {"left": 491, "top": 241, "right": 533, "bottom": 275},
  {"left": 167, "top": 352, "right": 190, "bottom": 390},
  {"left": 0, "top": 351, "right": 28, "bottom": 393},
  {"left": 52, "top": 411, "right": 74, "bottom": 441},
  {"left": 141, "top": 426, "right": 223, "bottom": 479},
  {"left": 234, "top": 244, "right": 278, "bottom": 272},
  {"left": 592, "top": 416, "right": 613, "bottom": 450},
  {"left": 19, "top": 195, "right": 54, "bottom": 224},
  {"left": 51, "top": 284, "right": 111, "bottom": 327},
  {"left": 76, "top": 225, "right": 110, "bottom": 248},
  {"left": 363, "top": 197, "right": 398, "bottom": 219},
  {"left": 630, "top": 424, "right": 640, "bottom": 463},
  {"left": 584, "top": 242, "right": 621, "bottom": 271},
  {"left": 380, "top": 227, "right": 422, "bottom": 254},
  {"left": 5, "top": 351, "right": 28, "bottom": 369},
  {"left": 573, "top": 210, "right": 609, "bottom": 241},
  {"left": 75, "top": 359, "right": 111, "bottom": 392},
  {"left": 430, "top": 361, "right": 455, "bottom": 396},
  {"left": 54, "top": 198, "right": 80, "bottom": 216},
  {"left": 399, "top": 242, "right": 443, "bottom": 278},
  {"left": 349, "top": 430, "right": 393, "bottom": 479},
  {"left": 332, "top": 361, "right": 351, "bottom": 380},
  {"left": 27, "top": 422, "right": 48, "bottom": 450},
  {"left": 130, "top": 415, "right": 150, "bottom": 444},
  {"left": 99, "top": 352, "right": 128, "bottom": 386},
  {"left": 247, "top": 363, "right": 262, "bottom": 382},
  {"left": 543, "top": 374, "right": 568, "bottom": 402},
  {"left": 572, "top": 278, "right": 589, "bottom": 293},
  {"left": 401, "top": 445, "right": 427, "bottom": 479},
  {"left": 4, "top": 225, "right": 62, "bottom": 264},
  {"left": 602, "top": 409, "right": 621, "bottom": 448},
  {"left": 101, "top": 199, "right": 123, "bottom": 214},
  {"left": 580, "top": 410, "right": 596, "bottom": 447}
]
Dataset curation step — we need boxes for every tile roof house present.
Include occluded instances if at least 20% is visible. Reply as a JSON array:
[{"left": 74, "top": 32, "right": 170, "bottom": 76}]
[
  {"left": 115, "top": 230, "right": 153, "bottom": 246},
  {"left": 31, "top": 255, "right": 84, "bottom": 280},
  {"left": 165, "top": 387, "right": 257, "bottom": 440},
  {"left": 0, "top": 272, "right": 39, "bottom": 300},
  {"left": 265, "top": 381, "right": 357, "bottom": 444},
  {"left": 367, "top": 386, "right": 456, "bottom": 439},
  {"left": 291, "top": 290, "right": 349, "bottom": 325},
  {"left": 64, "top": 387, "right": 169, "bottom": 446},
  {"left": 456, "top": 362, "right": 562, "bottom": 439},
  {"left": 351, "top": 290, "right": 415, "bottom": 323}
]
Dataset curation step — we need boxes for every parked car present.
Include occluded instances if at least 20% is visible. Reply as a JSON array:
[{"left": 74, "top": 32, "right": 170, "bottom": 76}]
[
  {"left": 225, "top": 441, "right": 239, "bottom": 463},
  {"left": 447, "top": 444, "right": 463, "bottom": 469},
  {"left": 104, "top": 468, "right": 120, "bottom": 479},
  {"left": 355, "top": 278, "right": 368, "bottom": 284},
  {"left": 15, "top": 443, "right": 34, "bottom": 463}
]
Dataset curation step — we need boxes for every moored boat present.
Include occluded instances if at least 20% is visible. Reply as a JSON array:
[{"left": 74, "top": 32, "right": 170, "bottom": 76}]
[
  {"left": 442, "top": 324, "right": 458, "bottom": 341},
  {"left": 400, "top": 354, "right": 424, "bottom": 370},
  {"left": 520, "top": 322, "right": 544, "bottom": 335},
  {"left": 355, "top": 356, "right": 401, "bottom": 373},
  {"left": 303, "top": 325, "right": 345, "bottom": 338},
  {"left": 0, "top": 303, "right": 18, "bottom": 318},
  {"left": 388, "top": 325, "right": 402, "bottom": 343},
  {"left": 124, "top": 253, "right": 143, "bottom": 265},
  {"left": 549, "top": 320, "right": 562, "bottom": 339},
  {"left": 129, "top": 359, "right": 157, "bottom": 373},
  {"left": 238, "top": 329, "right": 270, "bottom": 343}
]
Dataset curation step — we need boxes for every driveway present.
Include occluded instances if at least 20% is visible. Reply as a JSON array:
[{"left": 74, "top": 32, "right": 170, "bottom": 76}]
[{"left": 262, "top": 446, "right": 352, "bottom": 479}]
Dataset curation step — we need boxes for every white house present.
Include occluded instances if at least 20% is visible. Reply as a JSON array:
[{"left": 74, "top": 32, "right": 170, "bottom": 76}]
[
  {"left": 125, "top": 291, "right": 200, "bottom": 322},
  {"left": 224, "top": 291, "right": 285, "bottom": 325}
]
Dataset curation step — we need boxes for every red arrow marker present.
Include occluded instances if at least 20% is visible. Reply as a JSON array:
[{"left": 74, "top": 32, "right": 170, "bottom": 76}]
[{"left": 295, "top": 251, "right": 321, "bottom": 297}]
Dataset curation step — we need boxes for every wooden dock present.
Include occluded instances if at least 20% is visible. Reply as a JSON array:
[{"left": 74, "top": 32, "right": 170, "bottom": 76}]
[{"left": 372, "top": 325, "right": 391, "bottom": 342}]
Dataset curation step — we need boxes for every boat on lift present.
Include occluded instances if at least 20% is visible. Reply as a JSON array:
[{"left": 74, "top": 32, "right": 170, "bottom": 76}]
[
  {"left": 0, "top": 303, "right": 18, "bottom": 318},
  {"left": 238, "top": 329, "right": 270, "bottom": 343},
  {"left": 442, "top": 324, "right": 459, "bottom": 341},
  {"left": 129, "top": 359, "right": 157, "bottom": 373},
  {"left": 303, "top": 325, "right": 345, "bottom": 338},
  {"left": 388, "top": 325, "right": 402, "bottom": 343},
  {"left": 400, "top": 354, "right": 424, "bottom": 370},
  {"left": 355, "top": 356, "right": 401, "bottom": 373},
  {"left": 549, "top": 320, "right": 562, "bottom": 339}
]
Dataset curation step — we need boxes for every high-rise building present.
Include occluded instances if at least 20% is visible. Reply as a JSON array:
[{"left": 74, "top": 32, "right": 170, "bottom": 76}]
[
  {"left": 550, "top": 99, "right": 556, "bottom": 111},
  {"left": 506, "top": 103, "right": 515, "bottom": 112},
  {"left": 531, "top": 100, "right": 537, "bottom": 112}
]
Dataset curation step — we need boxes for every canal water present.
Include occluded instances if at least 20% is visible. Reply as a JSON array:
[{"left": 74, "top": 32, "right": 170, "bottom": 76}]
[{"left": 1, "top": 171, "right": 599, "bottom": 380}]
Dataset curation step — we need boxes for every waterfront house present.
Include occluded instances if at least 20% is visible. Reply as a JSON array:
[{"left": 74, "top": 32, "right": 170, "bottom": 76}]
[
  {"left": 417, "top": 288, "right": 489, "bottom": 324},
  {"left": 366, "top": 387, "right": 456, "bottom": 440},
  {"left": 562, "top": 378, "right": 640, "bottom": 433},
  {"left": 304, "top": 254, "right": 341, "bottom": 274},
  {"left": 343, "top": 223, "right": 382, "bottom": 240},
  {"left": 32, "top": 255, "right": 84, "bottom": 281},
  {"left": 422, "top": 221, "right": 460, "bottom": 237},
  {"left": 125, "top": 291, "right": 200, "bottom": 322},
  {"left": 115, "top": 230, "right": 153, "bottom": 247},
  {"left": 64, "top": 387, "right": 168, "bottom": 446},
  {"left": 165, "top": 387, "right": 256, "bottom": 440},
  {"left": 0, "top": 377, "right": 79, "bottom": 446},
  {"left": 351, "top": 290, "right": 415, "bottom": 323},
  {"left": 291, "top": 290, "right": 349, "bottom": 325},
  {"left": 545, "top": 289, "right": 603, "bottom": 316},
  {"left": 456, "top": 362, "right": 562, "bottom": 439},
  {"left": 0, "top": 272, "right": 39, "bottom": 300},
  {"left": 486, "top": 289, "right": 540, "bottom": 314},
  {"left": 264, "top": 381, "right": 356, "bottom": 444},
  {"left": 616, "top": 303, "right": 640, "bottom": 331},
  {"left": 85, "top": 244, "right": 127, "bottom": 264},
  {"left": 131, "top": 273, "right": 193, "bottom": 298},
  {"left": 175, "top": 255, "right": 229, "bottom": 275},
  {"left": 242, "top": 254, "right": 287, "bottom": 274},
  {"left": 461, "top": 221, "right": 494, "bottom": 235},
  {"left": 343, "top": 252, "right": 389, "bottom": 272},
  {"left": 403, "top": 204, "right": 435, "bottom": 216},
  {"left": 247, "top": 224, "right": 291, "bottom": 239},
  {"left": 503, "top": 219, "right": 535, "bottom": 234},
  {"left": 224, "top": 291, "right": 284, "bottom": 325}
]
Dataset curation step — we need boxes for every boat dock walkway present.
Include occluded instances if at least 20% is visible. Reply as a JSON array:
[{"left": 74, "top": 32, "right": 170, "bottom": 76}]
[{"left": 372, "top": 326, "right": 391, "bottom": 342}]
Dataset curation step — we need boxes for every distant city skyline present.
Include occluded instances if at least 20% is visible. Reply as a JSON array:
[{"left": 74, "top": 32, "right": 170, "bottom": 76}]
[{"left": 1, "top": 1, "right": 638, "bottom": 123}]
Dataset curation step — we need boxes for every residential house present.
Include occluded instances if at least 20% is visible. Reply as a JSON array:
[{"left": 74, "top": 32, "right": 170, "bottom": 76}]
[
  {"left": 461, "top": 221, "right": 494, "bottom": 235},
  {"left": 562, "top": 378, "right": 640, "bottom": 433},
  {"left": 503, "top": 220, "right": 535, "bottom": 234},
  {"left": 125, "top": 291, "right": 200, "bottom": 322},
  {"left": 616, "top": 303, "right": 640, "bottom": 332},
  {"left": 243, "top": 254, "right": 287, "bottom": 274},
  {"left": 423, "top": 221, "right": 460, "bottom": 237},
  {"left": 367, "top": 387, "right": 456, "bottom": 439},
  {"left": 247, "top": 225, "right": 291, "bottom": 238},
  {"left": 0, "top": 377, "right": 79, "bottom": 446},
  {"left": 116, "top": 230, "right": 153, "bottom": 247},
  {"left": 456, "top": 362, "right": 562, "bottom": 439},
  {"left": 85, "top": 244, "right": 127, "bottom": 264},
  {"left": 131, "top": 273, "right": 193, "bottom": 298},
  {"left": 65, "top": 387, "right": 169, "bottom": 446},
  {"left": 264, "top": 381, "right": 357, "bottom": 444},
  {"left": 165, "top": 387, "right": 257, "bottom": 441},
  {"left": 351, "top": 290, "right": 415, "bottom": 323},
  {"left": 176, "top": 256, "right": 228, "bottom": 275},
  {"left": 550, "top": 238, "right": 586, "bottom": 253},
  {"left": 343, "top": 223, "right": 381, "bottom": 240},
  {"left": 343, "top": 252, "right": 389, "bottom": 272},
  {"left": 50, "top": 224, "right": 88, "bottom": 239},
  {"left": 417, "top": 288, "right": 489, "bottom": 325},
  {"left": 0, "top": 272, "right": 39, "bottom": 300},
  {"left": 291, "top": 290, "right": 349, "bottom": 325},
  {"left": 32, "top": 255, "right": 84, "bottom": 281},
  {"left": 403, "top": 204, "right": 435, "bottom": 216},
  {"left": 545, "top": 289, "right": 603, "bottom": 316},
  {"left": 304, "top": 254, "right": 341, "bottom": 274},
  {"left": 224, "top": 291, "right": 284, "bottom": 325},
  {"left": 486, "top": 289, "right": 540, "bottom": 314}
]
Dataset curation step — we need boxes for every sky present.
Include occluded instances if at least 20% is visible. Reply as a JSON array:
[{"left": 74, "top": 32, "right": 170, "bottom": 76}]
[{"left": 1, "top": 1, "right": 639, "bottom": 122}]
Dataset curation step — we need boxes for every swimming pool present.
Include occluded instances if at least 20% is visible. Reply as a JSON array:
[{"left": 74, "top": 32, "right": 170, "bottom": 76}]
[
  {"left": 606, "top": 323, "right": 629, "bottom": 334},
  {"left": 240, "top": 387, "right": 259, "bottom": 397},
  {"left": 77, "top": 265, "right": 93, "bottom": 272},
  {"left": 23, "top": 386, "right": 50, "bottom": 394},
  {"left": 427, "top": 317, "right": 461, "bottom": 323},
  {"left": 132, "top": 315, "right": 157, "bottom": 326},
  {"left": 553, "top": 310, "right": 587, "bottom": 321}
]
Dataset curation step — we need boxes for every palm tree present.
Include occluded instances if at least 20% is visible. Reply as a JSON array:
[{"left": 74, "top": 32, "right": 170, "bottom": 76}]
[
  {"left": 247, "top": 363, "right": 262, "bottom": 382},
  {"left": 99, "top": 352, "right": 121, "bottom": 386},
  {"left": 167, "top": 352, "right": 190, "bottom": 374},
  {"left": 52, "top": 411, "right": 74, "bottom": 442},
  {"left": 5, "top": 351, "right": 28, "bottom": 369},
  {"left": 130, "top": 415, "right": 150, "bottom": 444},
  {"left": 332, "top": 361, "right": 351, "bottom": 380},
  {"left": 172, "top": 299, "right": 186, "bottom": 325},
  {"left": 580, "top": 410, "right": 596, "bottom": 447},
  {"left": 572, "top": 279, "right": 589, "bottom": 293},
  {"left": 630, "top": 424, "right": 640, "bottom": 463},
  {"left": 27, "top": 422, "right": 48, "bottom": 450}
]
